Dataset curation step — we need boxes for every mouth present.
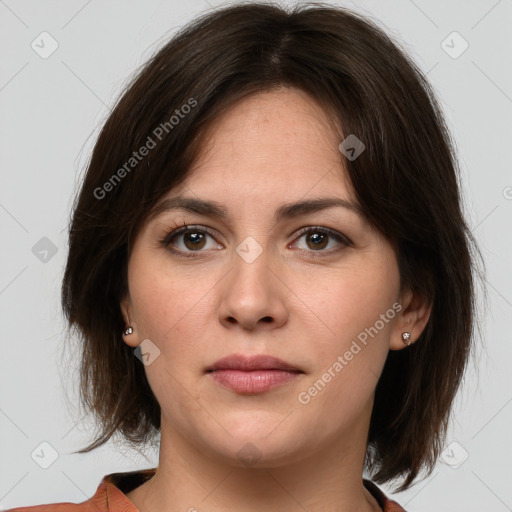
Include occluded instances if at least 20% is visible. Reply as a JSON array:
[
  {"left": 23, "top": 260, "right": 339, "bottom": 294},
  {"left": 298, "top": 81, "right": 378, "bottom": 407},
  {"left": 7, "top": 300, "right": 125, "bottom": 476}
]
[{"left": 206, "top": 354, "right": 304, "bottom": 394}]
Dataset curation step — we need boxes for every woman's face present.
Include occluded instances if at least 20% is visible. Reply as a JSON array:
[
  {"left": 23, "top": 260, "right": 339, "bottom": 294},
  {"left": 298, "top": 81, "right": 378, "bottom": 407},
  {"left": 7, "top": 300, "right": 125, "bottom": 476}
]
[{"left": 121, "top": 87, "right": 412, "bottom": 467}]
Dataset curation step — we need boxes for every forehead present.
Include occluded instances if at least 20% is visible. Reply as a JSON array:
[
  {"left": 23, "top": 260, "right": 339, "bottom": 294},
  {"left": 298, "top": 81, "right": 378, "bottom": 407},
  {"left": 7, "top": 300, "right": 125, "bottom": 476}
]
[{"left": 173, "top": 87, "right": 354, "bottom": 202}]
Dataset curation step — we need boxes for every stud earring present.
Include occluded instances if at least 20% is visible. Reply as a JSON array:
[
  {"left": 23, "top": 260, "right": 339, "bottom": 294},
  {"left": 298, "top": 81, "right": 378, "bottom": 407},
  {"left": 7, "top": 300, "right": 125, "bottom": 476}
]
[
  {"left": 401, "top": 332, "right": 411, "bottom": 345},
  {"left": 124, "top": 326, "right": 134, "bottom": 335}
]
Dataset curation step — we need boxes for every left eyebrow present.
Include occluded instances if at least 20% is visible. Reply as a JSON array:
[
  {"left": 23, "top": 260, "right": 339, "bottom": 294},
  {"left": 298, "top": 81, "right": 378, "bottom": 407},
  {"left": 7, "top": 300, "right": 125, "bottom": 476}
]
[
  {"left": 274, "top": 197, "right": 363, "bottom": 220},
  {"left": 147, "top": 194, "right": 364, "bottom": 223}
]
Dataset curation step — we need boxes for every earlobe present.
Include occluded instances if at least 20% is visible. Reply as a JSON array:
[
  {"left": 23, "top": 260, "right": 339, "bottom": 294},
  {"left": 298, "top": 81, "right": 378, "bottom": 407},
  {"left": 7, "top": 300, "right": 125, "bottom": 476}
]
[
  {"left": 390, "top": 288, "right": 432, "bottom": 350},
  {"left": 120, "top": 297, "right": 140, "bottom": 347},
  {"left": 121, "top": 323, "right": 140, "bottom": 347},
  {"left": 401, "top": 331, "right": 412, "bottom": 346}
]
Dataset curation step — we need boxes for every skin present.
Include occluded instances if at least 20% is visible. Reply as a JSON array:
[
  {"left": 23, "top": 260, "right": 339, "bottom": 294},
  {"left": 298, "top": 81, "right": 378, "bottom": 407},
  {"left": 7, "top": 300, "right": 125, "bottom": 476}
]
[{"left": 120, "top": 87, "right": 431, "bottom": 512}]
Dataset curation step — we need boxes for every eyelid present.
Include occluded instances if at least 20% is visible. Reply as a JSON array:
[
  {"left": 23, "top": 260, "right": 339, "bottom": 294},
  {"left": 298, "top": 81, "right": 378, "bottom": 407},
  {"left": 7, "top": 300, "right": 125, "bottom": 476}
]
[
  {"left": 161, "top": 224, "right": 352, "bottom": 257},
  {"left": 160, "top": 224, "right": 222, "bottom": 251},
  {"left": 292, "top": 225, "right": 352, "bottom": 247}
]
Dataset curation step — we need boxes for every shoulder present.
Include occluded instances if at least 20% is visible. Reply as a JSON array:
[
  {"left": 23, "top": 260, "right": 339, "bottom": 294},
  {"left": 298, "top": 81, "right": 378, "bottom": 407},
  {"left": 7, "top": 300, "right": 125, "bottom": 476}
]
[
  {"left": 5, "top": 477, "right": 110, "bottom": 512},
  {"left": 5, "top": 469, "right": 156, "bottom": 512},
  {"left": 7, "top": 502, "right": 96, "bottom": 512},
  {"left": 363, "top": 479, "right": 407, "bottom": 512}
]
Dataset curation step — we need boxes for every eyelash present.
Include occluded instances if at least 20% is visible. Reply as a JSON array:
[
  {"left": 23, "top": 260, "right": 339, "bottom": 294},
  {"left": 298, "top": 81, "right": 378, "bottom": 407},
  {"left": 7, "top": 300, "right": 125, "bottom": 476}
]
[{"left": 159, "top": 223, "right": 352, "bottom": 259}]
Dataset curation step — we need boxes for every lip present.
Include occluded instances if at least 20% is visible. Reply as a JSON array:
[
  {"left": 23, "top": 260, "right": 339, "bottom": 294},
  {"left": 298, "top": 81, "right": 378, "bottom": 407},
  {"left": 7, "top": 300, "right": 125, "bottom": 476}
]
[
  {"left": 207, "top": 354, "right": 301, "bottom": 372},
  {"left": 206, "top": 354, "right": 304, "bottom": 394}
]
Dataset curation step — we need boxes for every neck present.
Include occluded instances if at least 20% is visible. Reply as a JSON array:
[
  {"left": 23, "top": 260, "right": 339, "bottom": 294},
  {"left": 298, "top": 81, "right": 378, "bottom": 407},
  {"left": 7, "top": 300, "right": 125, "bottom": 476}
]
[{"left": 126, "top": 408, "right": 382, "bottom": 512}]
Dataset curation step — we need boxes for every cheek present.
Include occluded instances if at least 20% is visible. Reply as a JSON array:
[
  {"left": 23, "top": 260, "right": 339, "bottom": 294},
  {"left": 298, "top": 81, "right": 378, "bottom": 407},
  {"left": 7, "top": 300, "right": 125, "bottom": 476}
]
[
  {"left": 128, "top": 254, "right": 216, "bottom": 361},
  {"left": 295, "top": 255, "right": 399, "bottom": 345},
  {"left": 293, "top": 266, "right": 398, "bottom": 431},
  {"left": 291, "top": 251, "right": 400, "bottom": 411},
  {"left": 128, "top": 264, "right": 211, "bottom": 410}
]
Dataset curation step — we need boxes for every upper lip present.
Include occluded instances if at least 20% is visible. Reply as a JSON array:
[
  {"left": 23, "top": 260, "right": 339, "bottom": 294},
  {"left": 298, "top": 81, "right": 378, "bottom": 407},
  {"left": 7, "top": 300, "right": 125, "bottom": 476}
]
[{"left": 206, "top": 354, "right": 302, "bottom": 372}]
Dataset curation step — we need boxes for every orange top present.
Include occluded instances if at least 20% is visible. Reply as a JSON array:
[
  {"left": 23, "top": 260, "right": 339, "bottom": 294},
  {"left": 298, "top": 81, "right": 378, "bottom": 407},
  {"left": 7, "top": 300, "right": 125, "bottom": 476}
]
[{"left": 7, "top": 468, "right": 406, "bottom": 512}]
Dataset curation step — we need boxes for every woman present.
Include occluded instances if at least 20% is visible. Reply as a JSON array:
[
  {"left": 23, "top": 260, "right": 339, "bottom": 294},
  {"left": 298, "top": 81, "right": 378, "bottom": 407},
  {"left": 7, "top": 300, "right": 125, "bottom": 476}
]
[{"left": 9, "top": 2, "right": 481, "bottom": 511}]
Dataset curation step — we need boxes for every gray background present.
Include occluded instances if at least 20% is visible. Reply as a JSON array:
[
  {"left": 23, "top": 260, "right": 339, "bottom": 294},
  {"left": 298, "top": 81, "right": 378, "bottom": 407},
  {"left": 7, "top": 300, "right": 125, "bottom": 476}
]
[{"left": 1, "top": 0, "right": 511, "bottom": 511}]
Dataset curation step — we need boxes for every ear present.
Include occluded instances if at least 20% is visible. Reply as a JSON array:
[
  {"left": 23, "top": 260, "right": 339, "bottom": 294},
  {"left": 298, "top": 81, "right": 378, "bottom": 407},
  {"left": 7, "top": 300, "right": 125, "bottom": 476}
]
[
  {"left": 389, "top": 287, "right": 432, "bottom": 350},
  {"left": 120, "top": 295, "right": 140, "bottom": 348}
]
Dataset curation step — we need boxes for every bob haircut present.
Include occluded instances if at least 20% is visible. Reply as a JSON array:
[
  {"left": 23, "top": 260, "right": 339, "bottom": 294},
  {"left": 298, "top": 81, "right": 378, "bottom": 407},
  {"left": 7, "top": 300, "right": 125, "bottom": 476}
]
[{"left": 62, "top": 1, "right": 482, "bottom": 492}]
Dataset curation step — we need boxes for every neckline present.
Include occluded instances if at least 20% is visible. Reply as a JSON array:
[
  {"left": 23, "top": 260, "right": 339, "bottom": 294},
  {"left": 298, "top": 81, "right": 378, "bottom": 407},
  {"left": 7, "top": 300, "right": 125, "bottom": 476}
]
[{"left": 106, "top": 468, "right": 393, "bottom": 511}]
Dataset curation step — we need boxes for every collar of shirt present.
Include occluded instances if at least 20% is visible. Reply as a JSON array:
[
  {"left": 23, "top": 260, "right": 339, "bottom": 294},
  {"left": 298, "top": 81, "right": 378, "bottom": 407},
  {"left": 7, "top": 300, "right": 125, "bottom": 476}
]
[
  {"left": 6, "top": 468, "right": 407, "bottom": 512},
  {"left": 104, "top": 468, "right": 407, "bottom": 512}
]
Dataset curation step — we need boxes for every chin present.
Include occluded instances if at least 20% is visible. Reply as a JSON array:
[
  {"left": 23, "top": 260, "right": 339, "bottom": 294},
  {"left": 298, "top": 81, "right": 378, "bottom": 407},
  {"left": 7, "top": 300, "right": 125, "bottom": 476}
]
[{"left": 197, "top": 416, "right": 312, "bottom": 468}]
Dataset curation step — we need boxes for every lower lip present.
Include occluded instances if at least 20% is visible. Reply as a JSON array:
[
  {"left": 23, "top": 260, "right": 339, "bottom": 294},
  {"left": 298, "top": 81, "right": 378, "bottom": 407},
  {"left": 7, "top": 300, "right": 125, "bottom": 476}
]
[{"left": 208, "top": 369, "right": 302, "bottom": 393}]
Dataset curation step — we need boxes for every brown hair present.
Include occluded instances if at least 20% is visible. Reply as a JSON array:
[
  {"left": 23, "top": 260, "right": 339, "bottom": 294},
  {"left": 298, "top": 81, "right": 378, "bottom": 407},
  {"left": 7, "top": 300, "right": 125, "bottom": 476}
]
[{"left": 61, "top": 1, "right": 483, "bottom": 491}]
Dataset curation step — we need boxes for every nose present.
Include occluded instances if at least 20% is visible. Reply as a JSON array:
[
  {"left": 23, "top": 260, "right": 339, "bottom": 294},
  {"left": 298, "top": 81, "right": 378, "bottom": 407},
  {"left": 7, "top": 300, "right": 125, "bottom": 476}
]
[{"left": 218, "top": 244, "right": 289, "bottom": 331}]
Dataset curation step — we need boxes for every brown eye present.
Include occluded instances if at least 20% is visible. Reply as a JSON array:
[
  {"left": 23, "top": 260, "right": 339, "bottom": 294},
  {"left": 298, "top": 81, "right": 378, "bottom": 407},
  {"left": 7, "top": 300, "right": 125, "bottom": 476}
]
[
  {"left": 182, "top": 231, "right": 207, "bottom": 250},
  {"left": 162, "top": 225, "right": 223, "bottom": 258},
  {"left": 292, "top": 227, "right": 351, "bottom": 257},
  {"left": 305, "top": 232, "right": 329, "bottom": 250}
]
